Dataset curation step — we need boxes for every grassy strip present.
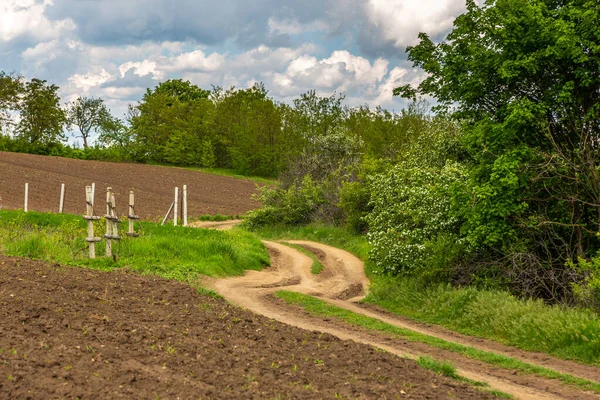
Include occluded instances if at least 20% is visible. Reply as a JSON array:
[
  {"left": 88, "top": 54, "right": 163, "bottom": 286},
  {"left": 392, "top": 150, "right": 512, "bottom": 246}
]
[
  {"left": 416, "top": 357, "right": 513, "bottom": 398},
  {"left": 250, "top": 224, "right": 600, "bottom": 366},
  {"left": 0, "top": 210, "right": 269, "bottom": 283},
  {"left": 178, "top": 166, "right": 276, "bottom": 185},
  {"left": 280, "top": 242, "right": 325, "bottom": 274},
  {"left": 275, "top": 290, "right": 600, "bottom": 394},
  {"left": 194, "top": 214, "right": 239, "bottom": 222}
]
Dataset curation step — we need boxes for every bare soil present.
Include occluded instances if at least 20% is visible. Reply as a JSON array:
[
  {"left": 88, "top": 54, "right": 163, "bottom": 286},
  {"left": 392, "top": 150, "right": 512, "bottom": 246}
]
[
  {"left": 0, "top": 152, "right": 261, "bottom": 220},
  {"left": 205, "top": 240, "right": 600, "bottom": 400},
  {"left": 0, "top": 255, "right": 487, "bottom": 399}
]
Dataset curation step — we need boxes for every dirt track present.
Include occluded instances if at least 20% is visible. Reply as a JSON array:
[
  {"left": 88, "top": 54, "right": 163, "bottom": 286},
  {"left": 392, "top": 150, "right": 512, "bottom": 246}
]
[
  {"left": 204, "top": 239, "right": 600, "bottom": 400},
  {"left": 0, "top": 152, "right": 261, "bottom": 220}
]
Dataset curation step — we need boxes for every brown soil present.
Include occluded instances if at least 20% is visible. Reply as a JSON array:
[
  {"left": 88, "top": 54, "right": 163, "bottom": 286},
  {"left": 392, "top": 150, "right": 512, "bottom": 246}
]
[
  {"left": 206, "top": 241, "right": 600, "bottom": 400},
  {"left": 0, "top": 152, "right": 261, "bottom": 220},
  {"left": 0, "top": 255, "right": 488, "bottom": 399}
]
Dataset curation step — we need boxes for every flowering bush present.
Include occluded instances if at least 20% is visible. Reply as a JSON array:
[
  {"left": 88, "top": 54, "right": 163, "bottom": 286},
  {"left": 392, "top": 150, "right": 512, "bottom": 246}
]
[{"left": 366, "top": 161, "right": 468, "bottom": 280}]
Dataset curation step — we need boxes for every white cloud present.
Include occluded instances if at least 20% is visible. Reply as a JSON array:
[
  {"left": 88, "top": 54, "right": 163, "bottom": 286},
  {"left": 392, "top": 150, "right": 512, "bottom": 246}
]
[
  {"left": 68, "top": 68, "right": 113, "bottom": 93},
  {"left": 364, "top": 0, "right": 467, "bottom": 48},
  {"left": 0, "top": 0, "right": 75, "bottom": 42},
  {"left": 118, "top": 61, "right": 164, "bottom": 80}
]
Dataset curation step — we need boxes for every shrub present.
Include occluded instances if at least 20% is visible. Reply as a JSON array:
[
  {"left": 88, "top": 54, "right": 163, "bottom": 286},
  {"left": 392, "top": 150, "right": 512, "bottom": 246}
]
[{"left": 366, "top": 161, "right": 468, "bottom": 280}]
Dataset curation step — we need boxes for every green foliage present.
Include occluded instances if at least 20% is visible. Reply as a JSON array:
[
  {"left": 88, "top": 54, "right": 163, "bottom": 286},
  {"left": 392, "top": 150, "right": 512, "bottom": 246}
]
[
  {"left": 245, "top": 176, "right": 324, "bottom": 227},
  {"left": 16, "top": 78, "right": 66, "bottom": 145},
  {"left": 0, "top": 210, "right": 269, "bottom": 282},
  {"left": 398, "top": 0, "right": 600, "bottom": 300},
  {"left": 66, "top": 97, "right": 115, "bottom": 149},
  {"left": 570, "top": 255, "right": 600, "bottom": 310},
  {"left": 366, "top": 161, "right": 468, "bottom": 279}
]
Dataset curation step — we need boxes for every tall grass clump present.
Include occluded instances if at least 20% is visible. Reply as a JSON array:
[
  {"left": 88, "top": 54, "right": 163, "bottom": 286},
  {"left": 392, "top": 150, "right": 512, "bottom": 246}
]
[
  {"left": 366, "top": 276, "right": 600, "bottom": 365},
  {"left": 0, "top": 210, "right": 269, "bottom": 283}
]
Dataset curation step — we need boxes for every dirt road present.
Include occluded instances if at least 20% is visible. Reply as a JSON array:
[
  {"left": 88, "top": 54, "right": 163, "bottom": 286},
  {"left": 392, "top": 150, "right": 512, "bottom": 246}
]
[{"left": 205, "top": 239, "right": 600, "bottom": 400}]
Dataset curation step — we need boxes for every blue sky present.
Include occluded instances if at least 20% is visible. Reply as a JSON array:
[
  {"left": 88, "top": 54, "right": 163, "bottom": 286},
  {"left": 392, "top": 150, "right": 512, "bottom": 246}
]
[{"left": 0, "top": 0, "right": 470, "bottom": 118}]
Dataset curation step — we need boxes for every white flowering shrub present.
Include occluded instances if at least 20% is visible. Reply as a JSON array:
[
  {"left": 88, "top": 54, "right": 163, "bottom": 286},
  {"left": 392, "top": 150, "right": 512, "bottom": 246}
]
[{"left": 366, "top": 161, "right": 468, "bottom": 278}]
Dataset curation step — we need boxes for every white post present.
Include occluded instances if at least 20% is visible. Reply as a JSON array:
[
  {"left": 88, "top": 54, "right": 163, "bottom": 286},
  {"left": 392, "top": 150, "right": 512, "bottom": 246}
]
[
  {"left": 183, "top": 184, "right": 188, "bottom": 227},
  {"left": 105, "top": 187, "right": 112, "bottom": 257},
  {"left": 59, "top": 183, "right": 65, "bottom": 213},
  {"left": 91, "top": 183, "right": 96, "bottom": 208},
  {"left": 24, "top": 183, "right": 28, "bottom": 212},
  {"left": 173, "top": 186, "right": 179, "bottom": 226}
]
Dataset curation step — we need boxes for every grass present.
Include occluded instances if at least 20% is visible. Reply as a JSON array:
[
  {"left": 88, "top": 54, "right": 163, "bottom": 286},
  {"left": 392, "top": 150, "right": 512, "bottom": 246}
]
[
  {"left": 248, "top": 223, "right": 600, "bottom": 366},
  {"left": 194, "top": 214, "right": 239, "bottom": 222},
  {"left": 280, "top": 242, "right": 325, "bottom": 274},
  {"left": 275, "top": 290, "right": 600, "bottom": 394},
  {"left": 416, "top": 356, "right": 514, "bottom": 398},
  {"left": 366, "top": 276, "right": 600, "bottom": 366},
  {"left": 0, "top": 210, "right": 270, "bottom": 283},
  {"left": 178, "top": 166, "right": 276, "bottom": 185}
]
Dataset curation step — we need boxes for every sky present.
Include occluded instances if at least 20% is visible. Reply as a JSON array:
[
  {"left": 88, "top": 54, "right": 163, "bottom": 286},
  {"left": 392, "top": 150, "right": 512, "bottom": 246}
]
[{"left": 0, "top": 0, "right": 470, "bottom": 118}]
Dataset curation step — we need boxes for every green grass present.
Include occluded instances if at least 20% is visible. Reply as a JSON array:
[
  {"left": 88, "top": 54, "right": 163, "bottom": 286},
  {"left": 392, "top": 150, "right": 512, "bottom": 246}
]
[
  {"left": 275, "top": 290, "right": 600, "bottom": 394},
  {"left": 280, "top": 242, "right": 325, "bottom": 274},
  {"left": 248, "top": 223, "right": 600, "bottom": 367},
  {"left": 194, "top": 214, "right": 239, "bottom": 222},
  {"left": 366, "top": 276, "right": 600, "bottom": 366},
  {"left": 178, "top": 166, "right": 277, "bottom": 185},
  {"left": 0, "top": 210, "right": 269, "bottom": 283},
  {"left": 416, "top": 356, "right": 515, "bottom": 398}
]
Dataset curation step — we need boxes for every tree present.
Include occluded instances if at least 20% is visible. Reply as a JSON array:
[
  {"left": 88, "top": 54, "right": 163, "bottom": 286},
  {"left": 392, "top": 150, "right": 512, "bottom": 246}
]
[
  {"left": 0, "top": 72, "right": 23, "bottom": 134},
  {"left": 397, "top": 0, "right": 600, "bottom": 299},
  {"left": 66, "top": 97, "right": 114, "bottom": 148},
  {"left": 130, "top": 80, "right": 213, "bottom": 164},
  {"left": 16, "top": 78, "right": 66, "bottom": 145}
]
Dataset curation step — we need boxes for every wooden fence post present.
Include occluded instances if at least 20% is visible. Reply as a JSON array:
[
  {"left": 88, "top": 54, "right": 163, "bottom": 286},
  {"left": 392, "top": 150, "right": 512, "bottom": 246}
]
[
  {"left": 127, "top": 190, "right": 139, "bottom": 237},
  {"left": 105, "top": 187, "right": 113, "bottom": 257},
  {"left": 91, "top": 183, "right": 96, "bottom": 207},
  {"left": 84, "top": 186, "right": 101, "bottom": 259},
  {"left": 24, "top": 183, "right": 28, "bottom": 212},
  {"left": 59, "top": 183, "right": 65, "bottom": 213},
  {"left": 174, "top": 187, "right": 179, "bottom": 226},
  {"left": 103, "top": 187, "right": 121, "bottom": 258},
  {"left": 183, "top": 184, "right": 188, "bottom": 227}
]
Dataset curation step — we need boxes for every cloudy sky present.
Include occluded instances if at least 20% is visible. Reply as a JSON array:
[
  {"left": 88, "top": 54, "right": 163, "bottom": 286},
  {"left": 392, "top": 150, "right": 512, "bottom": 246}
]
[{"left": 0, "top": 0, "right": 469, "bottom": 117}]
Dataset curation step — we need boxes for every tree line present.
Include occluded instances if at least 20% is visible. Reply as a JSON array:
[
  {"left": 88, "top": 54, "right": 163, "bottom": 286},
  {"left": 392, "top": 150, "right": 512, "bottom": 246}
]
[{"left": 0, "top": 73, "right": 416, "bottom": 179}]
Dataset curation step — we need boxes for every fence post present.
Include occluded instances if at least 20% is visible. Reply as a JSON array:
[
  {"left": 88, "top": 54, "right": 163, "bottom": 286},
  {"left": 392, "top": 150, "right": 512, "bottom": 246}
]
[
  {"left": 127, "top": 190, "right": 139, "bottom": 237},
  {"left": 183, "top": 184, "right": 188, "bottom": 227},
  {"left": 105, "top": 187, "right": 112, "bottom": 257},
  {"left": 174, "top": 186, "right": 179, "bottom": 226},
  {"left": 91, "top": 183, "right": 96, "bottom": 207},
  {"left": 24, "top": 183, "right": 28, "bottom": 212},
  {"left": 84, "top": 186, "right": 101, "bottom": 259},
  {"left": 59, "top": 183, "right": 65, "bottom": 213}
]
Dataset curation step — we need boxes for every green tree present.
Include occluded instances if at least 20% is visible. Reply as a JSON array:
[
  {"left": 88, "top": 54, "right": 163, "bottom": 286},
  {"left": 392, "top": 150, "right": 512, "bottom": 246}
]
[
  {"left": 0, "top": 72, "right": 23, "bottom": 134},
  {"left": 130, "top": 80, "right": 213, "bottom": 164},
  {"left": 398, "top": 0, "right": 600, "bottom": 298},
  {"left": 16, "top": 78, "right": 66, "bottom": 145},
  {"left": 66, "top": 96, "right": 114, "bottom": 148}
]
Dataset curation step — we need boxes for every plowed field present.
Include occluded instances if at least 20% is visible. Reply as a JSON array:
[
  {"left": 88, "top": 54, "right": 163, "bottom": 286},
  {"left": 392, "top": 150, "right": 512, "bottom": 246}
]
[
  {"left": 0, "top": 152, "right": 261, "bottom": 220},
  {"left": 0, "top": 255, "right": 488, "bottom": 399}
]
